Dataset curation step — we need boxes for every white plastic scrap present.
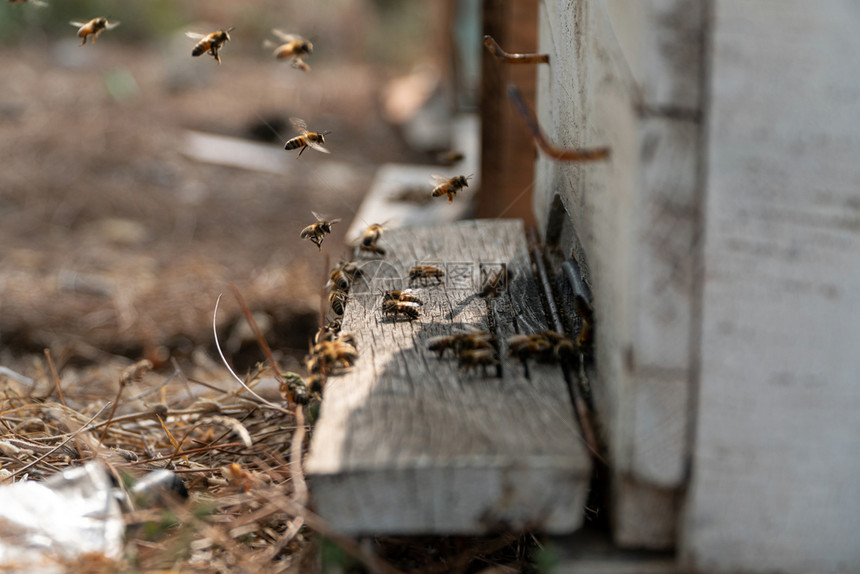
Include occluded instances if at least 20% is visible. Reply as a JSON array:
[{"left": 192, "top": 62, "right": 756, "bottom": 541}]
[{"left": 0, "top": 461, "right": 124, "bottom": 572}]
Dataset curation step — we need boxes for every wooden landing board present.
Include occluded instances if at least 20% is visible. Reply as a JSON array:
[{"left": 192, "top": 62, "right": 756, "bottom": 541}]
[{"left": 305, "top": 220, "right": 592, "bottom": 535}]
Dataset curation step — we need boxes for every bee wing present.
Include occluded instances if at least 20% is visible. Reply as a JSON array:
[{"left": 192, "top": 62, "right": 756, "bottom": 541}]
[
  {"left": 430, "top": 174, "right": 450, "bottom": 184},
  {"left": 70, "top": 21, "right": 87, "bottom": 27},
  {"left": 105, "top": 21, "right": 120, "bottom": 30},
  {"left": 307, "top": 139, "right": 331, "bottom": 154},
  {"left": 311, "top": 210, "right": 326, "bottom": 222},
  {"left": 290, "top": 117, "right": 309, "bottom": 135},
  {"left": 185, "top": 31, "right": 206, "bottom": 40},
  {"left": 272, "top": 30, "right": 303, "bottom": 43}
]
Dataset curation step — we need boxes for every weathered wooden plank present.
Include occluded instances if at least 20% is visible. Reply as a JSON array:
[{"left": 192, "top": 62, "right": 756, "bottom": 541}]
[
  {"left": 306, "top": 220, "right": 592, "bottom": 534},
  {"left": 682, "top": 2, "right": 860, "bottom": 572},
  {"left": 534, "top": 0, "right": 703, "bottom": 549}
]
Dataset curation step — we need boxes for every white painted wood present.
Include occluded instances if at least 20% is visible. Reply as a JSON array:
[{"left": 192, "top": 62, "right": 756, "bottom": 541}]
[
  {"left": 682, "top": 1, "right": 860, "bottom": 572},
  {"left": 306, "top": 220, "right": 592, "bottom": 535},
  {"left": 534, "top": 0, "right": 703, "bottom": 548}
]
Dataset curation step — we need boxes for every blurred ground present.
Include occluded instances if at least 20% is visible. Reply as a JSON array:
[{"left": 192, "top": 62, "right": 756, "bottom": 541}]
[{"left": 0, "top": 1, "right": 439, "bottom": 375}]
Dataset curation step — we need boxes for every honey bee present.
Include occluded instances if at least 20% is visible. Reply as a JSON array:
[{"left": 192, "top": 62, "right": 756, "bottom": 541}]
[
  {"left": 408, "top": 264, "right": 445, "bottom": 285},
  {"left": 70, "top": 18, "right": 120, "bottom": 46},
  {"left": 360, "top": 223, "right": 384, "bottom": 248},
  {"left": 381, "top": 299, "right": 421, "bottom": 321},
  {"left": 265, "top": 30, "right": 313, "bottom": 70},
  {"left": 431, "top": 174, "right": 472, "bottom": 203},
  {"left": 427, "top": 330, "right": 493, "bottom": 358},
  {"left": 329, "top": 289, "right": 349, "bottom": 315},
  {"left": 507, "top": 333, "right": 554, "bottom": 362},
  {"left": 359, "top": 243, "right": 387, "bottom": 257},
  {"left": 382, "top": 289, "right": 424, "bottom": 305},
  {"left": 329, "top": 260, "right": 360, "bottom": 290},
  {"left": 312, "top": 340, "right": 358, "bottom": 370},
  {"left": 307, "top": 372, "right": 324, "bottom": 393},
  {"left": 186, "top": 28, "right": 234, "bottom": 64},
  {"left": 285, "top": 117, "right": 330, "bottom": 158},
  {"left": 458, "top": 348, "right": 499, "bottom": 374},
  {"left": 280, "top": 371, "right": 309, "bottom": 405},
  {"left": 301, "top": 211, "right": 340, "bottom": 250}
]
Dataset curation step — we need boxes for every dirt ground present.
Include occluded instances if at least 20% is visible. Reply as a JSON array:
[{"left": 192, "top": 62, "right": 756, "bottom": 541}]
[{"left": 0, "top": 16, "right": 434, "bottom": 378}]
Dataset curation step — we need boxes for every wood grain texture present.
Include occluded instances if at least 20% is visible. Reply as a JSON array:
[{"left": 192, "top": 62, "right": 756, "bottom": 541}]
[
  {"left": 533, "top": 0, "right": 705, "bottom": 549},
  {"left": 683, "top": 2, "right": 860, "bottom": 572},
  {"left": 306, "top": 220, "right": 592, "bottom": 534}
]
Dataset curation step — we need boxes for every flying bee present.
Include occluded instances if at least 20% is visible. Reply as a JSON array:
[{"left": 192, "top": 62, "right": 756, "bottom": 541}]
[
  {"left": 186, "top": 28, "right": 234, "bottom": 64},
  {"left": 381, "top": 299, "right": 421, "bottom": 321},
  {"left": 408, "top": 264, "right": 445, "bottom": 285},
  {"left": 279, "top": 372, "right": 309, "bottom": 405},
  {"left": 431, "top": 174, "right": 472, "bottom": 203},
  {"left": 285, "top": 117, "right": 330, "bottom": 158},
  {"left": 382, "top": 289, "right": 424, "bottom": 305},
  {"left": 360, "top": 223, "right": 385, "bottom": 248},
  {"left": 358, "top": 243, "right": 386, "bottom": 257},
  {"left": 301, "top": 211, "right": 340, "bottom": 250},
  {"left": 458, "top": 348, "right": 499, "bottom": 375},
  {"left": 265, "top": 30, "right": 313, "bottom": 70},
  {"left": 329, "top": 289, "right": 349, "bottom": 315},
  {"left": 70, "top": 18, "right": 120, "bottom": 46}
]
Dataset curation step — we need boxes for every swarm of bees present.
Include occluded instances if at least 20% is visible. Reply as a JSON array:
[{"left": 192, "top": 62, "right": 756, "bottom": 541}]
[
  {"left": 408, "top": 264, "right": 445, "bottom": 285},
  {"left": 186, "top": 27, "right": 234, "bottom": 64},
  {"left": 431, "top": 175, "right": 472, "bottom": 203},
  {"left": 301, "top": 211, "right": 340, "bottom": 250},
  {"left": 427, "top": 329, "right": 499, "bottom": 375},
  {"left": 70, "top": 17, "right": 120, "bottom": 46},
  {"left": 265, "top": 30, "right": 313, "bottom": 71},
  {"left": 285, "top": 117, "right": 330, "bottom": 158}
]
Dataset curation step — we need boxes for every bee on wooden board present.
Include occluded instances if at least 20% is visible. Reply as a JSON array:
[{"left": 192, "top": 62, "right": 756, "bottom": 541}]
[
  {"left": 186, "top": 28, "right": 234, "bottom": 64},
  {"left": 507, "top": 333, "right": 554, "bottom": 362},
  {"left": 427, "top": 330, "right": 494, "bottom": 358},
  {"left": 285, "top": 117, "right": 330, "bottom": 158},
  {"left": 312, "top": 340, "right": 357, "bottom": 370},
  {"left": 301, "top": 211, "right": 340, "bottom": 250},
  {"left": 431, "top": 174, "right": 472, "bottom": 203},
  {"left": 382, "top": 289, "right": 424, "bottom": 306},
  {"left": 70, "top": 18, "right": 120, "bottom": 46},
  {"left": 328, "top": 260, "right": 361, "bottom": 291},
  {"left": 265, "top": 30, "right": 313, "bottom": 71},
  {"left": 408, "top": 264, "right": 445, "bottom": 285},
  {"left": 356, "top": 223, "right": 387, "bottom": 257},
  {"left": 458, "top": 348, "right": 499, "bottom": 374},
  {"left": 381, "top": 298, "right": 421, "bottom": 321},
  {"left": 329, "top": 289, "right": 348, "bottom": 315}
]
